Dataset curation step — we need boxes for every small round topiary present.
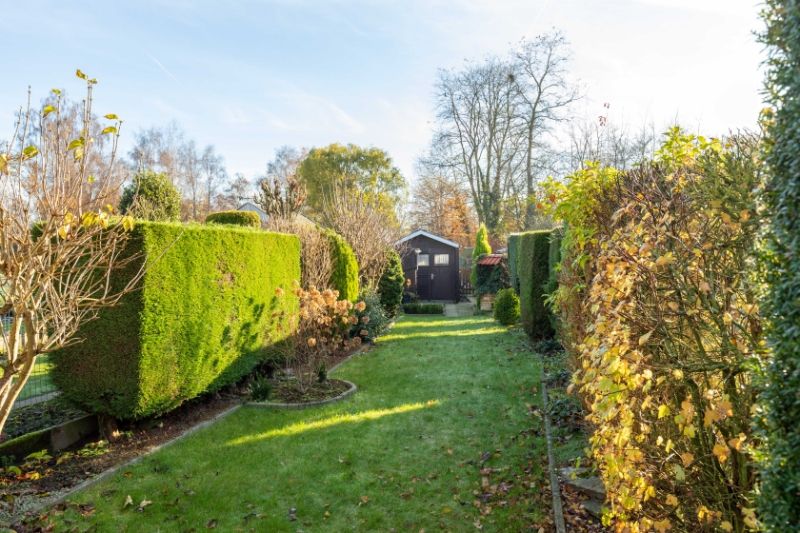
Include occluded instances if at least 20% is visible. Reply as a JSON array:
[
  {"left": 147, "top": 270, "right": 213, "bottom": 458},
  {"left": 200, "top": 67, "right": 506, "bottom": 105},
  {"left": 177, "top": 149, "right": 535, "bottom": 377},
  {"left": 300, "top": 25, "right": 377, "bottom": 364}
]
[
  {"left": 205, "top": 210, "right": 261, "bottom": 228},
  {"left": 493, "top": 288, "right": 520, "bottom": 326}
]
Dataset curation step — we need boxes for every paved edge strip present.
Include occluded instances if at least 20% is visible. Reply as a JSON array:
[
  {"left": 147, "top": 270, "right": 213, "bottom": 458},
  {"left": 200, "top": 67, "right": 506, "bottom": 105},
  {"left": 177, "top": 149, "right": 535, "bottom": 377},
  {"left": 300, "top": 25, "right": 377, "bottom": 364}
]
[{"left": 541, "top": 376, "right": 567, "bottom": 533}]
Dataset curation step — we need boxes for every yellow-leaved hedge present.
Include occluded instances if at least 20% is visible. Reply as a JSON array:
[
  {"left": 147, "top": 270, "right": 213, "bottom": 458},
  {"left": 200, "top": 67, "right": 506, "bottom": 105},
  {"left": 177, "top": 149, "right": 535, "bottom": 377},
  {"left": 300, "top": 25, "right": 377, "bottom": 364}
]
[{"left": 545, "top": 129, "right": 767, "bottom": 532}]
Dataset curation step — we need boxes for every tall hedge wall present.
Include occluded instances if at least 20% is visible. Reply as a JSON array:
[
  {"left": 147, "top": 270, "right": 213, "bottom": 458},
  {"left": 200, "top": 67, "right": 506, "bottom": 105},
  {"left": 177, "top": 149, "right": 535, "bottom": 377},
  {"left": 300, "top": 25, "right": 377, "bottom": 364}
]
[
  {"left": 759, "top": 1, "right": 800, "bottom": 528},
  {"left": 517, "top": 230, "right": 554, "bottom": 339},
  {"left": 325, "top": 229, "right": 359, "bottom": 302},
  {"left": 507, "top": 233, "right": 521, "bottom": 294},
  {"left": 546, "top": 229, "right": 563, "bottom": 331},
  {"left": 52, "top": 222, "right": 300, "bottom": 420}
]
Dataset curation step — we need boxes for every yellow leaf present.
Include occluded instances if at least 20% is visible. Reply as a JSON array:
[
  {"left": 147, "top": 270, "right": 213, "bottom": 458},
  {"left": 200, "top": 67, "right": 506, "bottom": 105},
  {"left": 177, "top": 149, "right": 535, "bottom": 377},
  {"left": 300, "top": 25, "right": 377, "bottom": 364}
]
[
  {"left": 667, "top": 301, "right": 680, "bottom": 312},
  {"left": 658, "top": 404, "right": 671, "bottom": 419},
  {"left": 653, "top": 519, "right": 671, "bottom": 532},
  {"left": 639, "top": 330, "right": 653, "bottom": 346},
  {"left": 655, "top": 252, "right": 675, "bottom": 267},
  {"left": 665, "top": 494, "right": 678, "bottom": 506},
  {"left": 720, "top": 521, "right": 733, "bottom": 532},
  {"left": 680, "top": 452, "right": 695, "bottom": 466},
  {"left": 712, "top": 443, "right": 730, "bottom": 463}
]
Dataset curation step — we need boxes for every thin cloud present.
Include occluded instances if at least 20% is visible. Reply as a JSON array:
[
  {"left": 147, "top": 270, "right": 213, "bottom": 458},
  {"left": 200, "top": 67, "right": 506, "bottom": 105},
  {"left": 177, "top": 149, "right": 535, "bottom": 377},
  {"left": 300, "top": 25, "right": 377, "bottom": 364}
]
[{"left": 146, "top": 52, "right": 179, "bottom": 83}]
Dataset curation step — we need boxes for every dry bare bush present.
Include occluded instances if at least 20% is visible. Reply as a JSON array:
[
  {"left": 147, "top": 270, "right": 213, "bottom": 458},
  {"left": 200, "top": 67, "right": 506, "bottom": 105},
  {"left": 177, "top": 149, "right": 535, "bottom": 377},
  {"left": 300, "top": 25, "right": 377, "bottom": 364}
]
[
  {"left": 320, "top": 185, "right": 404, "bottom": 289},
  {"left": 266, "top": 217, "right": 332, "bottom": 290},
  {"left": 0, "top": 72, "right": 143, "bottom": 434}
]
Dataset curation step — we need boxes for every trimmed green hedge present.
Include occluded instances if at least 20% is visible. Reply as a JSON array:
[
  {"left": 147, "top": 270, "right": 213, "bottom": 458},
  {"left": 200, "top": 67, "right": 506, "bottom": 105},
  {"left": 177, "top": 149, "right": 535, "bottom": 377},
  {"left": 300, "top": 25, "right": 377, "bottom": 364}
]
[
  {"left": 205, "top": 210, "right": 261, "bottom": 228},
  {"left": 378, "top": 249, "right": 404, "bottom": 318},
  {"left": 546, "top": 229, "right": 563, "bottom": 332},
  {"left": 325, "top": 229, "right": 359, "bottom": 302},
  {"left": 507, "top": 234, "right": 521, "bottom": 294},
  {"left": 403, "top": 303, "right": 444, "bottom": 314},
  {"left": 493, "top": 288, "right": 520, "bottom": 326},
  {"left": 52, "top": 222, "right": 300, "bottom": 420},
  {"left": 759, "top": 1, "right": 800, "bottom": 527},
  {"left": 517, "top": 230, "right": 554, "bottom": 339}
]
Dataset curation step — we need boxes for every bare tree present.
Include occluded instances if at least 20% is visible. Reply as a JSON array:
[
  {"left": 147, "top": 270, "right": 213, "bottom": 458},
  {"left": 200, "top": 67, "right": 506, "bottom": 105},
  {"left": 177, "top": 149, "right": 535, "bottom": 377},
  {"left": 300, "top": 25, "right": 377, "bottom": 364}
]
[
  {"left": 433, "top": 58, "right": 522, "bottom": 239},
  {"left": 201, "top": 145, "right": 227, "bottom": 217},
  {"left": 267, "top": 217, "right": 332, "bottom": 290},
  {"left": 321, "top": 185, "right": 403, "bottom": 289},
  {"left": 512, "top": 32, "right": 580, "bottom": 227},
  {"left": 266, "top": 146, "right": 307, "bottom": 184},
  {"left": 565, "top": 110, "right": 658, "bottom": 173},
  {"left": 0, "top": 73, "right": 143, "bottom": 434},
  {"left": 217, "top": 172, "right": 252, "bottom": 210}
]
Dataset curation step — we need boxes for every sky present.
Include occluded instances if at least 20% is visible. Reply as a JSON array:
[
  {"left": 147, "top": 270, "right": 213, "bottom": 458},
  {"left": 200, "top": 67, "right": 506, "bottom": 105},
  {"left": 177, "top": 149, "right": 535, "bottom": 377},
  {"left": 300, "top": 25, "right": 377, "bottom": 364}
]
[{"left": 0, "top": 0, "right": 765, "bottom": 184}]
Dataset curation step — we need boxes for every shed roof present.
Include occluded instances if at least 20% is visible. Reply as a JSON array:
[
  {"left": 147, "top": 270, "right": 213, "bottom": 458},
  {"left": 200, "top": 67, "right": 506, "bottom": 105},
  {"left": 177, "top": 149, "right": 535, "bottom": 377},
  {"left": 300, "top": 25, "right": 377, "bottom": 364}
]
[
  {"left": 476, "top": 254, "right": 503, "bottom": 266},
  {"left": 396, "top": 229, "right": 460, "bottom": 249}
]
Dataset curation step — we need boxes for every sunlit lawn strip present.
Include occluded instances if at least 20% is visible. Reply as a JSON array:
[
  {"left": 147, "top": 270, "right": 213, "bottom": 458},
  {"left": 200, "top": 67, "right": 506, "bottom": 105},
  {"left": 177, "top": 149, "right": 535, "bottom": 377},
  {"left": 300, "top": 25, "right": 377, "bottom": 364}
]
[{"left": 52, "top": 315, "right": 549, "bottom": 531}]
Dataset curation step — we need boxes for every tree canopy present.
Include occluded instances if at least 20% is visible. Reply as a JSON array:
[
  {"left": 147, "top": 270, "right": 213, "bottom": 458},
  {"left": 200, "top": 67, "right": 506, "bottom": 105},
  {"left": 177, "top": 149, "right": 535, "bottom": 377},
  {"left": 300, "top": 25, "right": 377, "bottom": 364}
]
[{"left": 296, "top": 143, "right": 406, "bottom": 220}]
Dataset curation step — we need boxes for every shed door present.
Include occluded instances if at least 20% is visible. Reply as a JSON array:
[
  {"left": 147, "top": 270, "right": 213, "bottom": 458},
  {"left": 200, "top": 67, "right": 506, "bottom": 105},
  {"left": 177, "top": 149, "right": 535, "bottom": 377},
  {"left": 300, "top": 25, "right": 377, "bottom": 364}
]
[
  {"left": 429, "top": 265, "right": 454, "bottom": 300},
  {"left": 416, "top": 266, "right": 431, "bottom": 299}
]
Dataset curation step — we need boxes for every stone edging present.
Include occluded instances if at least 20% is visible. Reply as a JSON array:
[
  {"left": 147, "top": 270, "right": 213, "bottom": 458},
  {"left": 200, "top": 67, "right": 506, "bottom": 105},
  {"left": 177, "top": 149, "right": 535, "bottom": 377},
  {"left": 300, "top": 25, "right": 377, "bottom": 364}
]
[{"left": 246, "top": 379, "right": 357, "bottom": 409}]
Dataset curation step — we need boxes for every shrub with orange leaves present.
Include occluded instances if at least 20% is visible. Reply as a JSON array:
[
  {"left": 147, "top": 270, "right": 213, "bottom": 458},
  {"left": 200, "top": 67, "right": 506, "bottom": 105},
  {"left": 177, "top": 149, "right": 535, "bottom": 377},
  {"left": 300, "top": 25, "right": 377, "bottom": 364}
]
[
  {"left": 546, "top": 129, "right": 767, "bottom": 531},
  {"left": 276, "top": 285, "right": 362, "bottom": 391}
]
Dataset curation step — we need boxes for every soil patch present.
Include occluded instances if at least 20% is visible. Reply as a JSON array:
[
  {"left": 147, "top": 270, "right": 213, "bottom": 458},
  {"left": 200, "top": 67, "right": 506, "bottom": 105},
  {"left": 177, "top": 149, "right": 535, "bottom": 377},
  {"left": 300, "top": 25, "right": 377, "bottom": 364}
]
[
  {"left": 1, "top": 392, "right": 239, "bottom": 529},
  {"left": 269, "top": 378, "right": 351, "bottom": 404},
  {"left": 2, "top": 397, "right": 88, "bottom": 441}
]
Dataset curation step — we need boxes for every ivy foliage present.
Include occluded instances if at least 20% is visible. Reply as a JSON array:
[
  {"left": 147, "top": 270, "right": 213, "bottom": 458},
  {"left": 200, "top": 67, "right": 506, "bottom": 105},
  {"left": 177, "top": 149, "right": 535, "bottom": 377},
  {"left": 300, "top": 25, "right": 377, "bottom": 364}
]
[{"left": 758, "top": 1, "right": 800, "bottom": 529}]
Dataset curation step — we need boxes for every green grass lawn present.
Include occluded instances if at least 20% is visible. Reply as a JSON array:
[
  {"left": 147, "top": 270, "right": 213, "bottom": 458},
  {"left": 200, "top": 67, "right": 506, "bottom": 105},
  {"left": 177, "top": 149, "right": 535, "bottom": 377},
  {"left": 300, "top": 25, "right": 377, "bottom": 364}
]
[
  {"left": 17, "top": 354, "right": 55, "bottom": 402},
  {"left": 51, "top": 315, "right": 550, "bottom": 532}
]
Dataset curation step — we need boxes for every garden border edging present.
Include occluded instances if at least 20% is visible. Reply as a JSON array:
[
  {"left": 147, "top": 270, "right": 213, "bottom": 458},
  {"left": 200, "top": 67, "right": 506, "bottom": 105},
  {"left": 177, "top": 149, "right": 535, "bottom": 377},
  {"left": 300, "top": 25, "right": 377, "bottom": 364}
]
[{"left": 246, "top": 379, "right": 357, "bottom": 409}]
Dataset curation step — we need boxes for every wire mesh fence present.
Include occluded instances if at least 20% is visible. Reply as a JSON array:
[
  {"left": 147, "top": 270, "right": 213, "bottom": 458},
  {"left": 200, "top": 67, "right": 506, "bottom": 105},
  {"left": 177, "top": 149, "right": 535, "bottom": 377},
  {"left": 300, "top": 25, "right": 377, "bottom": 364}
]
[{"left": 2, "top": 315, "right": 59, "bottom": 408}]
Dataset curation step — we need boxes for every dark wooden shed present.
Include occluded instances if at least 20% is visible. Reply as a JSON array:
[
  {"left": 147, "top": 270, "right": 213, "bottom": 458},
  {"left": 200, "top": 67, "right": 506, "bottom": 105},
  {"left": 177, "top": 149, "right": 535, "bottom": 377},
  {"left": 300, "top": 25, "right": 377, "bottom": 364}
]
[{"left": 397, "top": 230, "right": 460, "bottom": 302}]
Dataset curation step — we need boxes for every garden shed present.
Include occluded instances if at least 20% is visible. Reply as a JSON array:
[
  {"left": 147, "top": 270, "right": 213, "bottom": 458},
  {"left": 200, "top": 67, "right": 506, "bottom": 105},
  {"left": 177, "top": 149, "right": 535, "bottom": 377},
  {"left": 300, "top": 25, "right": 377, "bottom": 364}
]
[{"left": 397, "top": 229, "right": 460, "bottom": 302}]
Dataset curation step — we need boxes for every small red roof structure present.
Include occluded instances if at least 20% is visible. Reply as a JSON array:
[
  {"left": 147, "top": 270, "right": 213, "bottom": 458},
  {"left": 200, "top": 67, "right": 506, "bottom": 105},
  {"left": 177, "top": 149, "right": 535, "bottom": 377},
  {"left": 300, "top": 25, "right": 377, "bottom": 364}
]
[{"left": 476, "top": 254, "right": 503, "bottom": 266}]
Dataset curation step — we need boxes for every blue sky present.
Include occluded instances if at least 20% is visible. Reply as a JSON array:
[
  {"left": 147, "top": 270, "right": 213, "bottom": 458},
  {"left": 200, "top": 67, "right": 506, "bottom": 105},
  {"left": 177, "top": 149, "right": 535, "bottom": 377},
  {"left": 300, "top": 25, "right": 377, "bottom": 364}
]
[{"left": 0, "top": 0, "right": 764, "bottom": 182}]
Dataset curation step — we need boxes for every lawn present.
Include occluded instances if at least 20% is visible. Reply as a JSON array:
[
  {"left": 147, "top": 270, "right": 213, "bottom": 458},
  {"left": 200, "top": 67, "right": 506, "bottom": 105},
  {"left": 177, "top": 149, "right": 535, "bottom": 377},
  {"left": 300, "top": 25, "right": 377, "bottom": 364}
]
[{"left": 51, "top": 315, "right": 551, "bottom": 531}]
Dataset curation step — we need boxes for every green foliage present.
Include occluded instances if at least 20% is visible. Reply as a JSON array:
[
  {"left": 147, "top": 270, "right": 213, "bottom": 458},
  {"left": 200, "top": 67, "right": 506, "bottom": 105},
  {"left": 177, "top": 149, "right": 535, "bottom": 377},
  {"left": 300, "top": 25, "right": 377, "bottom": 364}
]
[
  {"left": 296, "top": 143, "right": 407, "bottom": 220},
  {"left": 475, "top": 261, "right": 509, "bottom": 297},
  {"left": 507, "top": 234, "right": 521, "bottom": 294},
  {"left": 353, "top": 289, "right": 390, "bottom": 342},
  {"left": 471, "top": 223, "right": 492, "bottom": 286},
  {"left": 205, "top": 210, "right": 261, "bottom": 228},
  {"left": 517, "top": 230, "right": 553, "bottom": 339},
  {"left": 545, "top": 229, "right": 563, "bottom": 331},
  {"left": 402, "top": 303, "right": 444, "bottom": 314},
  {"left": 378, "top": 250, "right": 404, "bottom": 318},
  {"left": 51, "top": 222, "right": 300, "bottom": 419},
  {"left": 325, "top": 229, "right": 359, "bottom": 302},
  {"left": 493, "top": 288, "right": 520, "bottom": 326},
  {"left": 119, "top": 170, "right": 181, "bottom": 221},
  {"left": 759, "top": 2, "right": 800, "bottom": 529},
  {"left": 250, "top": 375, "right": 273, "bottom": 402}
]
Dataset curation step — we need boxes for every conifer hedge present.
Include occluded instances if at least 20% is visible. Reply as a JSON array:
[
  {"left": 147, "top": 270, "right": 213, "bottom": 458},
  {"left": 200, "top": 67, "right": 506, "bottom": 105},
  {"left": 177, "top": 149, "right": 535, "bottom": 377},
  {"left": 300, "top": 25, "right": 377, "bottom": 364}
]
[
  {"left": 52, "top": 222, "right": 300, "bottom": 419},
  {"left": 759, "top": 1, "right": 800, "bottom": 528},
  {"left": 507, "top": 233, "right": 521, "bottom": 294},
  {"left": 205, "top": 210, "right": 261, "bottom": 228},
  {"left": 517, "top": 230, "right": 554, "bottom": 339},
  {"left": 325, "top": 229, "right": 359, "bottom": 302}
]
